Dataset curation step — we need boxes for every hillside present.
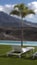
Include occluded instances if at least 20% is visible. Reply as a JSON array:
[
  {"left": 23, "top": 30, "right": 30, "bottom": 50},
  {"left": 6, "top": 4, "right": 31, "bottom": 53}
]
[
  {"left": 0, "top": 27, "right": 37, "bottom": 41},
  {"left": 0, "top": 11, "right": 37, "bottom": 28},
  {"left": 0, "top": 11, "right": 37, "bottom": 40}
]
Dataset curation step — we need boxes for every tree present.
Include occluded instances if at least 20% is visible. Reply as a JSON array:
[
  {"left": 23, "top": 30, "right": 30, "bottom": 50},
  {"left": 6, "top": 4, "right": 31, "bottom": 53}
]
[{"left": 10, "top": 3, "right": 35, "bottom": 46}]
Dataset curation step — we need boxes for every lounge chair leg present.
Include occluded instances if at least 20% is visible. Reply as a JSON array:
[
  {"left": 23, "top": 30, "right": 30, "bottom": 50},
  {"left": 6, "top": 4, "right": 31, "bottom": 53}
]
[
  {"left": 6, "top": 54, "right": 8, "bottom": 56},
  {"left": 32, "top": 56, "right": 35, "bottom": 59},
  {"left": 6, "top": 53, "right": 10, "bottom": 56},
  {"left": 18, "top": 55, "right": 21, "bottom": 58}
]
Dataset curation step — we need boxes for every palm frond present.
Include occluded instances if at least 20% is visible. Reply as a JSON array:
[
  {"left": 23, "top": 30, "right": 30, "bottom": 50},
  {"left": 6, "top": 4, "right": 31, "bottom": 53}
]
[
  {"left": 10, "top": 10, "right": 20, "bottom": 16},
  {"left": 28, "top": 9, "right": 35, "bottom": 14},
  {"left": 10, "top": 3, "right": 35, "bottom": 18}
]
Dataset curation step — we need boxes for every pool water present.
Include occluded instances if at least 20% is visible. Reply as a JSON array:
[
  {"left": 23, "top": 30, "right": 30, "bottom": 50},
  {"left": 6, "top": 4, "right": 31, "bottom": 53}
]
[{"left": 0, "top": 40, "right": 37, "bottom": 46}]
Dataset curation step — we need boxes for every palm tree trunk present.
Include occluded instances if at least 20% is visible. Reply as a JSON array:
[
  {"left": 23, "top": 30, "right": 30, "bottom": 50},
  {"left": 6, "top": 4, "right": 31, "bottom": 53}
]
[
  {"left": 21, "top": 27, "right": 23, "bottom": 47},
  {"left": 21, "top": 18, "right": 23, "bottom": 47}
]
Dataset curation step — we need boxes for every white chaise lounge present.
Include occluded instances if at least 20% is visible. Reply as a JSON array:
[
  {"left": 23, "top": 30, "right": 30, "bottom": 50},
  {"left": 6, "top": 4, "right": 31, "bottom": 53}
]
[{"left": 6, "top": 45, "right": 35, "bottom": 58}]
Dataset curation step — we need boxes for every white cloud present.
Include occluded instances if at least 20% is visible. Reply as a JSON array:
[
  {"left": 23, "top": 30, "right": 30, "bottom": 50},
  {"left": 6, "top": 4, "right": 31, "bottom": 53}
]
[
  {"left": 24, "top": 1, "right": 37, "bottom": 23},
  {"left": 0, "top": 4, "right": 15, "bottom": 14},
  {"left": 28, "top": 1, "right": 37, "bottom": 13},
  {"left": 0, "top": 2, "right": 37, "bottom": 23},
  {"left": 0, "top": 6, "right": 3, "bottom": 11}
]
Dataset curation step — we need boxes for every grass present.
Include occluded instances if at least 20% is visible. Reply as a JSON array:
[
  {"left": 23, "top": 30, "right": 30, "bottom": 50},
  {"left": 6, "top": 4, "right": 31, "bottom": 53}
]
[{"left": 0, "top": 45, "right": 37, "bottom": 65}]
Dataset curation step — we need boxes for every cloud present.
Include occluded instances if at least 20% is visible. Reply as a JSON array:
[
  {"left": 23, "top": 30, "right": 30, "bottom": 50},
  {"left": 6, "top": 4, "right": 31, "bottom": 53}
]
[
  {"left": 24, "top": 1, "right": 37, "bottom": 23},
  {"left": 0, "top": 2, "right": 37, "bottom": 23},
  {"left": 0, "top": 4, "right": 15, "bottom": 14},
  {"left": 28, "top": 1, "right": 37, "bottom": 13},
  {"left": 0, "top": 6, "right": 3, "bottom": 11}
]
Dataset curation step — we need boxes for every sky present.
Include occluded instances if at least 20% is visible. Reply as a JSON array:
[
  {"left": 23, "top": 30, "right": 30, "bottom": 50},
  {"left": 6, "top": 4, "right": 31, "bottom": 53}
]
[
  {"left": 0, "top": 0, "right": 37, "bottom": 5},
  {"left": 0, "top": 0, "right": 37, "bottom": 23}
]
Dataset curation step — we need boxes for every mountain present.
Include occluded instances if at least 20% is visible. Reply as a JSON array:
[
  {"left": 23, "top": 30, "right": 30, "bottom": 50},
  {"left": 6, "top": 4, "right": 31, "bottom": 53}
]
[
  {"left": 0, "top": 11, "right": 37, "bottom": 40},
  {"left": 0, "top": 11, "right": 37, "bottom": 28}
]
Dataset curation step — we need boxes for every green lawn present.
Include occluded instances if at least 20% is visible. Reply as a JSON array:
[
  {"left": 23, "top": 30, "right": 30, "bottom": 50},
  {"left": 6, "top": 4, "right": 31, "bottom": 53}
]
[{"left": 0, "top": 45, "right": 37, "bottom": 65}]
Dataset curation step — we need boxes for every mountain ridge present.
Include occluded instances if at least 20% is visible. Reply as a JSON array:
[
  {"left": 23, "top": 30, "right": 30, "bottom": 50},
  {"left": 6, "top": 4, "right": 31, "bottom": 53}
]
[{"left": 0, "top": 11, "right": 37, "bottom": 28}]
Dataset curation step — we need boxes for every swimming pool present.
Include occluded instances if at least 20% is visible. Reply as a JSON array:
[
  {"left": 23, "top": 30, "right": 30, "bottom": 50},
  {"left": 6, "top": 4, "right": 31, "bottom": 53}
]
[{"left": 0, "top": 40, "right": 37, "bottom": 46}]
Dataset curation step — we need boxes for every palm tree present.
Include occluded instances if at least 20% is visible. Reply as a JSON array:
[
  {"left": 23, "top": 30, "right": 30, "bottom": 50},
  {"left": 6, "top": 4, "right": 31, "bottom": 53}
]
[{"left": 10, "top": 3, "right": 35, "bottom": 47}]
